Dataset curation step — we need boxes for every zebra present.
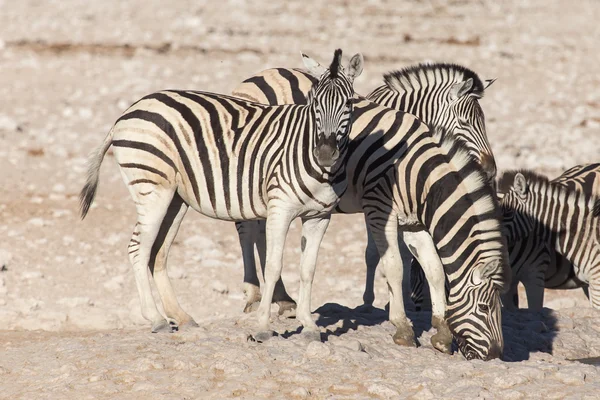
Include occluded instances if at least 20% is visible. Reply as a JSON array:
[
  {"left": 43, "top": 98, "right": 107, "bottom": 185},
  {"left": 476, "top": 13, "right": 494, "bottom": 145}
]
[
  {"left": 233, "top": 63, "right": 499, "bottom": 316},
  {"left": 79, "top": 49, "right": 363, "bottom": 341},
  {"left": 367, "top": 64, "right": 498, "bottom": 311},
  {"left": 233, "top": 64, "right": 510, "bottom": 360},
  {"left": 499, "top": 165, "right": 600, "bottom": 310}
]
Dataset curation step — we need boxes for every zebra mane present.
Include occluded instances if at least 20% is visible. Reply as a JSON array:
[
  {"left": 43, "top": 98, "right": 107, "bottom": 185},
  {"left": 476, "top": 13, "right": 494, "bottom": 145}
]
[
  {"left": 329, "top": 49, "right": 343, "bottom": 79},
  {"left": 497, "top": 169, "right": 551, "bottom": 196},
  {"left": 431, "top": 125, "right": 481, "bottom": 175},
  {"left": 499, "top": 169, "right": 600, "bottom": 214},
  {"left": 383, "top": 63, "right": 485, "bottom": 97}
]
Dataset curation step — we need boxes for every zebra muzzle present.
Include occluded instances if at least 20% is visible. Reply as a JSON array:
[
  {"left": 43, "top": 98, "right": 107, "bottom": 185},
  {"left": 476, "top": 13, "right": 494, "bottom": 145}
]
[{"left": 313, "top": 134, "right": 340, "bottom": 168}]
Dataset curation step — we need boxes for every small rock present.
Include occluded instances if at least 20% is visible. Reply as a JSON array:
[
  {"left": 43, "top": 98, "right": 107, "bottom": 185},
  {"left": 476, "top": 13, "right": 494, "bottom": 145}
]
[
  {"left": 132, "top": 382, "right": 156, "bottom": 392},
  {"left": 211, "top": 280, "right": 229, "bottom": 294},
  {"left": 103, "top": 275, "right": 125, "bottom": 291},
  {"left": 57, "top": 297, "right": 94, "bottom": 307},
  {"left": 367, "top": 383, "right": 400, "bottom": 399},
  {"left": 169, "top": 267, "right": 188, "bottom": 279},
  {"left": 0, "top": 115, "right": 18, "bottom": 131},
  {"left": 493, "top": 374, "right": 528, "bottom": 389},
  {"left": 0, "top": 249, "right": 11, "bottom": 270},
  {"left": 52, "top": 183, "right": 66, "bottom": 193},
  {"left": 500, "top": 389, "right": 525, "bottom": 400},
  {"left": 305, "top": 341, "right": 330, "bottom": 359},
  {"left": 210, "top": 359, "right": 249, "bottom": 376},
  {"left": 27, "top": 218, "right": 46, "bottom": 227},
  {"left": 21, "top": 271, "right": 44, "bottom": 280},
  {"left": 290, "top": 387, "right": 310, "bottom": 399},
  {"left": 421, "top": 368, "right": 447, "bottom": 380},
  {"left": 554, "top": 370, "right": 586, "bottom": 385},
  {"left": 411, "top": 387, "right": 435, "bottom": 399},
  {"left": 332, "top": 338, "right": 364, "bottom": 352}
]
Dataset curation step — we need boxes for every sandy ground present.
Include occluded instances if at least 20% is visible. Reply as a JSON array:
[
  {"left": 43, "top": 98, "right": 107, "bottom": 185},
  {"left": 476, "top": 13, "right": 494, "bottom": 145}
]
[{"left": 1, "top": 0, "right": 600, "bottom": 398}]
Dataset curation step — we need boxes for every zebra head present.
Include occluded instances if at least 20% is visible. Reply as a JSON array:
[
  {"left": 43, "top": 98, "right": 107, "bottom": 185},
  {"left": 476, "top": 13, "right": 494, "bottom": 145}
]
[
  {"left": 445, "top": 75, "right": 497, "bottom": 187},
  {"left": 446, "top": 258, "right": 507, "bottom": 361},
  {"left": 302, "top": 49, "right": 363, "bottom": 168},
  {"left": 497, "top": 171, "right": 536, "bottom": 245}
]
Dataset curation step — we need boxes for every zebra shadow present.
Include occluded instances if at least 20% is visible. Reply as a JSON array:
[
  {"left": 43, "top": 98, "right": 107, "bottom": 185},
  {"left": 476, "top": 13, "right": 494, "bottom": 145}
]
[{"left": 500, "top": 308, "right": 558, "bottom": 362}]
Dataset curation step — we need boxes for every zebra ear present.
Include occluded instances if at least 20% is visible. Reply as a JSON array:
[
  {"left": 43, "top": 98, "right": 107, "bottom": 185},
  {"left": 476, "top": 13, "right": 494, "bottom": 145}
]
[
  {"left": 301, "top": 52, "right": 327, "bottom": 77},
  {"left": 513, "top": 173, "right": 528, "bottom": 199},
  {"left": 484, "top": 78, "right": 497, "bottom": 91},
  {"left": 346, "top": 53, "right": 364, "bottom": 82},
  {"left": 473, "top": 259, "right": 503, "bottom": 285},
  {"left": 449, "top": 78, "right": 474, "bottom": 101}
]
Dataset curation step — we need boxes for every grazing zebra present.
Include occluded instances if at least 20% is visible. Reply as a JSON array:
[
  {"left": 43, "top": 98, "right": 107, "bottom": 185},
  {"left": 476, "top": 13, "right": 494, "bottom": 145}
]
[
  {"left": 233, "top": 64, "right": 510, "bottom": 360},
  {"left": 79, "top": 49, "right": 363, "bottom": 340},
  {"left": 367, "top": 64, "right": 497, "bottom": 311},
  {"left": 233, "top": 63, "right": 499, "bottom": 317},
  {"left": 500, "top": 164, "right": 600, "bottom": 310}
]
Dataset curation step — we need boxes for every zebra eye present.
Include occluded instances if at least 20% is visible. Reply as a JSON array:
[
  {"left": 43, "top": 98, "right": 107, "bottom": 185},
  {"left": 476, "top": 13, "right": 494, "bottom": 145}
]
[{"left": 478, "top": 303, "right": 490, "bottom": 313}]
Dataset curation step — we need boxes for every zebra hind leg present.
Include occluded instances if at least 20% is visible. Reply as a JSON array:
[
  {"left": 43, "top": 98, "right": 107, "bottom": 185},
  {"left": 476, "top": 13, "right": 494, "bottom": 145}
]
[
  {"left": 366, "top": 212, "right": 416, "bottom": 348},
  {"left": 403, "top": 231, "right": 452, "bottom": 354},
  {"left": 237, "top": 221, "right": 263, "bottom": 313},
  {"left": 127, "top": 191, "right": 177, "bottom": 333},
  {"left": 362, "top": 217, "right": 380, "bottom": 308},
  {"left": 150, "top": 192, "right": 199, "bottom": 331}
]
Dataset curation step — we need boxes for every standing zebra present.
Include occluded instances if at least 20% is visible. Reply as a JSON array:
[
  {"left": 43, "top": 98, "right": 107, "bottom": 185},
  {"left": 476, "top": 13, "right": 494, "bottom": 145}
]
[
  {"left": 233, "top": 63, "right": 498, "bottom": 316},
  {"left": 233, "top": 63, "right": 509, "bottom": 360},
  {"left": 79, "top": 49, "right": 363, "bottom": 340},
  {"left": 500, "top": 164, "right": 600, "bottom": 310}
]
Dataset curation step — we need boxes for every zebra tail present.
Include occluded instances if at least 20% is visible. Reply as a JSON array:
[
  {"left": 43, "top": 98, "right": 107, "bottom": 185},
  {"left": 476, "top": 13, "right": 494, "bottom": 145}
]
[{"left": 79, "top": 128, "right": 114, "bottom": 219}]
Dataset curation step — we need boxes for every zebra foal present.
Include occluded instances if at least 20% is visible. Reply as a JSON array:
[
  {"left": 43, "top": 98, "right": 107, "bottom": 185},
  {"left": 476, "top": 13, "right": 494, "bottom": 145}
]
[
  {"left": 79, "top": 49, "right": 363, "bottom": 339},
  {"left": 500, "top": 165, "right": 600, "bottom": 310}
]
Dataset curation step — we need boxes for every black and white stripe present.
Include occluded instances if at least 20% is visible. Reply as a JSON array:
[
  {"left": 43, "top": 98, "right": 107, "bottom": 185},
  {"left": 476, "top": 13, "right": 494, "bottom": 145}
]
[
  {"left": 232, "top": 66, "right": 510, "bottom": 360},
  {"left": 499, "top": 165, "right": 600, "bottom": 310},
  {"left": 79, "top": 49, "right": 362, "bottom": 338}
]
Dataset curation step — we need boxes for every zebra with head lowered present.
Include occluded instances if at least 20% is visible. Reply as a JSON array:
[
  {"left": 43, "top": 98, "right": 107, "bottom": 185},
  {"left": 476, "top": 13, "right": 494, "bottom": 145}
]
[
  {"left": 233, "top": 64, "right": 510, "bottom": 360},
  {"left": 367, "top": 64, "right": 498, "bottom": 311},
  {"left": 499, "top": 165, "right": 600, "bottom": 310},
  {"left": 79, "top": 49, "right": 363, "bottom": 340}
]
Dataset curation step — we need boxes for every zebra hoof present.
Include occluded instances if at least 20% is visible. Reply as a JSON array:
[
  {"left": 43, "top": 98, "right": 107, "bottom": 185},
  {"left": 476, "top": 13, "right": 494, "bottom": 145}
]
[
  {"left": 301, "top": 330, "right": 322, "bottom": 343},
  {"left": 243, "top": 301, "right": 261, "bottom": 314},
  {"left": 151, "top": 319, "right": 173, "bottom": 334},
  {"left": 277, "top": 300, "right": 297, "bottom": 318},
  {"left": 392, "top": 329, "right": 417, "bottom": 347},
  {"left": 431, "top": 331, "right": 453, "bottom": 354},
  {"left": 252, "top": 330, "right": 276, "bottom": 343}
]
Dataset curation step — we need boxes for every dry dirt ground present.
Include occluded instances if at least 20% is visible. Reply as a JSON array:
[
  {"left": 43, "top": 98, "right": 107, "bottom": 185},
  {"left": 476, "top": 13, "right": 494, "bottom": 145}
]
[{"left": 1, "top": 0, "right": 600, "bottom": 399}]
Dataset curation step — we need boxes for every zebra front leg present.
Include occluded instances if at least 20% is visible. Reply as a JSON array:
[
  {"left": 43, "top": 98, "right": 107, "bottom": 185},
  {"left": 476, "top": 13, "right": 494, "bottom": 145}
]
[
  {"left": 254, "top": 209, "right": 294, "bottom": 342},
  {"left": 236, "top": 221, "right": 262, "bottom": 313},
  {"left": 255, "top": 220, "right": 297, "bottom": 316},
  {"left": 402, "top": 230, "right": 452, "bottom": 354},
  {"left": 362, "top": 218, "right": 380, "bottom": 306},
  {"left": 501, "top": 275, "right": 520, "bottom": 311},
  {"left": 295, "top": 216, "right": 331, "bottom": 342},
  {"left": 150, "top": 193, "right": 198, "bottom": 330},
  {"left": 521, "top": 269, "right": 546, "bottom": 311},
  {"left": 366, "top": 211, "right": 416, "bottom": 347}
]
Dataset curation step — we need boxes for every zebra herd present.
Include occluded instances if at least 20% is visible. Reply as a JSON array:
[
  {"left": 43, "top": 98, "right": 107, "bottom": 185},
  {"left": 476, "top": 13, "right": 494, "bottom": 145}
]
[{"left": 80, "top": 49, "right": 600, "bottom": 362}]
